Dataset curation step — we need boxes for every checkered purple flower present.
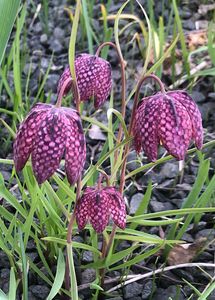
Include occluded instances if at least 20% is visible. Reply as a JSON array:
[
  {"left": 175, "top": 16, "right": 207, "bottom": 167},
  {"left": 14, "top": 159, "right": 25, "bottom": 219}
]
[
  {"left": 76, "top": 186, "right": 126, "bottom": 233},
  {"left": 133, "top": 90, "right": 203, "bottom": 161},
  {"left": 13, "top": 103, "right": 86, "bottom": 185},
  {"left": 57, "top": 54, "right": 112, "bottom": 109}
]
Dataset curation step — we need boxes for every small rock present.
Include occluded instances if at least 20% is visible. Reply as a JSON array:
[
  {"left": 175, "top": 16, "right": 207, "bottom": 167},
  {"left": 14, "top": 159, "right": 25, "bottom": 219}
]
[
  {"left": 142, "top": 280, "right": 154, "bottom": 299},
  {"left": 27, "top": 291, "right": 38, "bottom": 300},
  {"left": 153, "top": 285, "right": 185, "bottom": 300},
  {"left": 23, "top": 63, "right": 37, "bottom": 75},
  {"left": 195, "top": 229, "right": 215, "bottom": 241},
  {"left": 34, "top": 22, "right": 42, "bottom": 33},
  {"left": 45, "top": 74, "right": 59, "bottom": 92},
  {"left": 127, "top": 152, "right": 140, "bottom": 172},
  {"left": 50, "top": 39, "right": 63, "bottom": 54},
  {"left": 29, "top": 285, "right": 50, "bottom": 299},
  {"left": 159, "top": 162, "right": 179, "bottom": 179},
  {"left": 82, "top": 250, "right": 94, "bottom": 263},
  {"left": 192, "top": 91, "right": 205, "bottom": 103},
  {"left": 108, "top": 297, "right": 123, "bottom": 300},
  {"left": 0, "top": 252, "right": 10, "bottom": 268},
  {"left": 173, "top": 269, "right": 194, "bottom": 282},
  {"left": 40, "top": 33, "right": 48, "bottom": 44},
  {"left": 54, "top": 27, "right": 65, "bottom": 40},
  {"left": 88, "top": 124, "right": 106, "bottom": 141},
  {"left": 149, "top": 200, "right": 174, "bottom": 212},
  {"left": 81, "top": 268, "right": 96, "bottom": 284},
  {"left": 130, "top": 193, "right": 144, "bottom": 214},
  {"left": 123, "top": 282, "right": 142, "bottom": 299},
  {"left": 41, "top": 57, "right": 49, "bottom": 69},
  {"left": 183, "top": 19, "right": 195, "bottom": 30},
  {"left": 208, "top": 92, "right": 215, "bottom": 99}
]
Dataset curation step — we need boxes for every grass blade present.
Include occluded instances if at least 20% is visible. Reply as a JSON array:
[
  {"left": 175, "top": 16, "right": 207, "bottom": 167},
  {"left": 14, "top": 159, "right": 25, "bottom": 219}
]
[
  {"left": 0, "top": 0, "right": 21, "bottom": 65},
  {"left": 46, "top": 249, "right": 65, "bottom": 300}
]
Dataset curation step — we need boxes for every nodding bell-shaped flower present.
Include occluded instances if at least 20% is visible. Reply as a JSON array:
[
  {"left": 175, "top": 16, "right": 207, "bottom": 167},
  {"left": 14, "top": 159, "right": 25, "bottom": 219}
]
[
  {"left": 13, "top": 103, "right": 86, "bottom": 185},
  {"left": 76, "top": 186, "right": 126, "bottom": 233},
  {"left": 57, "top": 54, "right": 112, "bottom": 109},
  {"left": 133, "top": 91, "right": 203, "bottom": 161}
]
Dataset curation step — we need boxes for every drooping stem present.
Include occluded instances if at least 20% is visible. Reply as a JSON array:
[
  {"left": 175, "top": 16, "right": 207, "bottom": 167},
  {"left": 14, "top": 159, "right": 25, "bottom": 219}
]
[
  {"left": 96, "top": 42, "right": 126, "bottom": 160},
  {"left": 55, "top": 77, "right": 72, "bottom": 108},
  {"left": 97, "top": 171, "right": 110, "bottom": 190}
]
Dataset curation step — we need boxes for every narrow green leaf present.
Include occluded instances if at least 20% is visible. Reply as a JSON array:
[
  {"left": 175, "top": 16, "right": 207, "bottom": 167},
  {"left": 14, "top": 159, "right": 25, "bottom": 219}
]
[
  {"left": 67, "top": 244, "right": 78, "bottom": 300},
  {"left": 82, "top": 0, "right": 93, "bottom": 54},
  {"left": 0, "top": 0, "right": 21, "bottom": 65},
  {"left": 198, "top": 281, "right": 215, "bottom": 300},
  {"left": 42, "top": 237, "right": 101, "bottom": 255},
  {"left": 18, "top": 229, "right": 28, "bottom": 300},
  {"left": 68, "top": 0, "right": 81, "bottom": 81},
  {"left": 8, "top": 267, "right": 16, "bottom": 300},
  {"left": 127, "top": 207, "right": 215, "bottom": 222},
  {"left": 46, "top": 249, "right": 65, "bottom": 300}
]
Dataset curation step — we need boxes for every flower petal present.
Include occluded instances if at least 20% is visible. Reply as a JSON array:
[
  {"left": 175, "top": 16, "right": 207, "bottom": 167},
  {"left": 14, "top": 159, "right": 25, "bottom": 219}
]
[
  {"left": 13, "top": 103, "right": 51, "bottom": 172},
  {"left": 133, "top": 95, "right": 161, "bottom": 161},
  {"left": 158, "top": 95, "right": 192, "bottom": 160},
  {"left": 89, "top": 191, "right": 110, "bottom": 233},
  {"left": 104, "top": 188, "right": 126, "bottom": 230},
  {"left": 167, "top": 91, "right": 203, "bottom": 149},
  {"left": 64, "top": 110, "right": 86, "bottom": 185},
  {"left": 31, "top": 108, "right": 67, "bottom": 184},
  {"left": 76, "top": 192, "right": 91, "bottom": 230}
]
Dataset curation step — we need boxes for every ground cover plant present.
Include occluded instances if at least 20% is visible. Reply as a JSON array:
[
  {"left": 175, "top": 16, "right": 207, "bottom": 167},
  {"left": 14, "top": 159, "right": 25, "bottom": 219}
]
[{"left": 0, "top": 0, "right": 215, "bottom": 299}]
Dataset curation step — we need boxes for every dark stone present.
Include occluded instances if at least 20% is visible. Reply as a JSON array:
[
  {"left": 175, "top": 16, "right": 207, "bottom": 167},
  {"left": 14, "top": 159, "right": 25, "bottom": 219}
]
[
  {"left": 130, "top": 193, "right": 144, "bottom": 214},
  {"left": 53, "top": 27, "right": 65, "bottom": 40},
  {"left": 82, "top": 250, "right": 94, "bottom": 263},
  {"left": 127, "top": 152, "right": 140, "bottom": 172},
  {"left": 29, "top": 285, "right": 50, "bottom": 299},
  {"left": 50, "top": 39, "right": 63, "bottom": 54},
  {"left": 123, "top": 282, "right": 142, "bottom": 299},
  {"left": 173, "top": 269, "right": 194, "bottom": 282},
  {"left": 149, "top": 200, "right": 174, "bottom": 212},
  {"left": 153, "top": 285, "right": 185, "bottom": 300},
  {"left": 81, "top": 268, "right": 96, "bottom": 284},
  {"left": 40, "top": 34, "right": 48, "bottom": 44},
  {"left": 159, "top": 162, "right": 179, "bottom": 178},
  {"left": 141, "top": 280, "right": 154, "bottom": 299},
  {"left": 183, "top": 19, "right": 195, "bottom": 30},
  {"left": 45, "top": 74, "right": 59, "bottom": 92},
  {"left": 0, "top": 251, "right": 10, "bottom": 268},
  {"left": 23, "top": 63, "right": 37, "bottom": 75},
  {"left": 195, "top": 229, "right": 215, "bottom": 241},
  {"left": 191, "top": 91, "right": 205, "bottom": 103}
]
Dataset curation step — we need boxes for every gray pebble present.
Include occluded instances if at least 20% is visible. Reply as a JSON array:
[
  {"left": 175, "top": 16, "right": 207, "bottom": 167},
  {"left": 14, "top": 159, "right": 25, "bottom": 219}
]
[
  {"left": 123, "top": 282, "right": 142, "bottom": 299},
  {"left": 130, "top": 193, "right": 144, "bottom": 214}
]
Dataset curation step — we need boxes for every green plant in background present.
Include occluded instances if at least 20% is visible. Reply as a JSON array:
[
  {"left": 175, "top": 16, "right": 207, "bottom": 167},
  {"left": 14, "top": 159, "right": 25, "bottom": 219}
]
[{"left": 0, "top": 0, "right": 215, "bottom": 300}]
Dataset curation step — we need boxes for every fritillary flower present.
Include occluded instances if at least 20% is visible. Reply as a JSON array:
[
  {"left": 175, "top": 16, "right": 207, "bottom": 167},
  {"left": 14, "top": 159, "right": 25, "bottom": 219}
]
[
  {"left": 133, "top": 90, "right": 203, "bottom": 161},
  {"left": 76, "top": 186, "right": 126, "bottom": 233},
  {"left": 57, "top": 53, "right": 112, "bottom": 109},
  {"left": 13, "top": 103, "right": 86, "bottom": 185}
]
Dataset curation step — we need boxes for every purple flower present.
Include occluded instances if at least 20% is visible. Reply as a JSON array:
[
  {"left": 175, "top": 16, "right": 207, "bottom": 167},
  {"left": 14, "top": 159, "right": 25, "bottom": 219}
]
[
  {"left": 13, "top": 103, "right": 86, "bottom": 184},
  {"left": 76, "top": 186, "right": 126, "bottom": 233},
  {"left": 133, "top": 91, "right": 203, "bottom": 161},
  {"left": 57, "top": 54, "right": 112, "bottom": 109}
]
